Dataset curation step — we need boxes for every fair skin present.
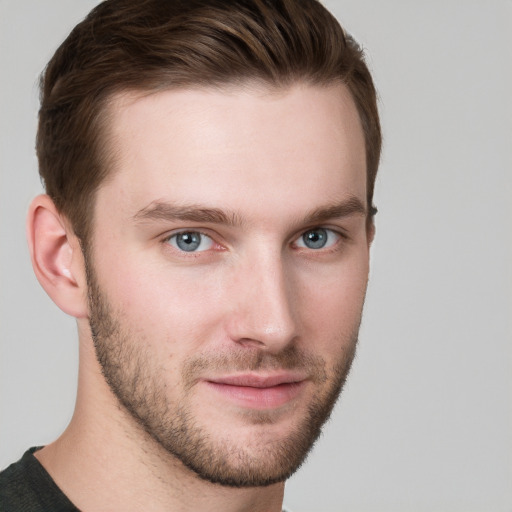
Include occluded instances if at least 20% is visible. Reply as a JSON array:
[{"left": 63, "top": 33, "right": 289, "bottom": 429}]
[{"left": 27, "top": 83, "right": 373, "bottom": 512}]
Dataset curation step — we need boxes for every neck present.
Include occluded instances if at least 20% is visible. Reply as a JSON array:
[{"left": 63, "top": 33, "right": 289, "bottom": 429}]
[{"left": 35, "top": 337, "right": 285, "bottom": 512}]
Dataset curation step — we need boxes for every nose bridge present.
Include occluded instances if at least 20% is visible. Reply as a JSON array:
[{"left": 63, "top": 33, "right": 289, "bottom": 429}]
[{"left": 227, "top": 245, "right": 298, "bottom": 351}]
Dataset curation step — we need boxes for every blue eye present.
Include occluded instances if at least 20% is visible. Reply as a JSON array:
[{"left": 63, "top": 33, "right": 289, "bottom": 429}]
[
  {"left": 296, "top": 228, "right": 339, "bottom": 250},
  {"left": 167, "top": 231, "right": 214, "bottom": 252}
]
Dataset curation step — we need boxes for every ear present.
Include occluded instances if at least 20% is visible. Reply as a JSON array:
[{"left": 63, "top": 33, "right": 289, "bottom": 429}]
[
  {"left": 367, "top": 219, "right": 376, "bottom": 246},
  {"left": 27, "top": 194, "right": 89, "bottom": 318}
]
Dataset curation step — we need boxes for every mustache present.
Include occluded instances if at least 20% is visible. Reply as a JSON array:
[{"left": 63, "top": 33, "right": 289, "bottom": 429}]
[{"left": 182, "top": 345, "right": 328, "bottom": 388}]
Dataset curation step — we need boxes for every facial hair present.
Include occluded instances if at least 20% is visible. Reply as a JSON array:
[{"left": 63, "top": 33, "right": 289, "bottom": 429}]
[{"left": 86, "top": 258, "right": 359, "bottom": 488}]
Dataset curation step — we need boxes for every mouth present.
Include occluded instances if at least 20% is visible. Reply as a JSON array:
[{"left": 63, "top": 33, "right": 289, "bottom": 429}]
[{"left": 203, "top": 373, "right": 307, "bottom": 409}]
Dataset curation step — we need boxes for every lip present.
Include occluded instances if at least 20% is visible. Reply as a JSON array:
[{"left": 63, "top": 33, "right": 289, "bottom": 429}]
[{"left": 203, "top": 373, "right": 307, "bottom": 409}]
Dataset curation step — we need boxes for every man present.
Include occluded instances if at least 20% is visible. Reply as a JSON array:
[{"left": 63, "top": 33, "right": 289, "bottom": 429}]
[{"left": 0, "top": 0, "right": 381, "bottom": 510}]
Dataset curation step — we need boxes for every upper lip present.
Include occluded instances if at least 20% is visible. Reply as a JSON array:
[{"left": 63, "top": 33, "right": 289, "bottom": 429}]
[{"left": 206, "top": 373, "right": 306, "bottom": 388}]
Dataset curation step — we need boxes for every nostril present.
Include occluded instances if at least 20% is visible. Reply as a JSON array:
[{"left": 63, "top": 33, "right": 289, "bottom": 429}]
[{"left": 237, "top": 338, "right": 266, "bottom": 349}]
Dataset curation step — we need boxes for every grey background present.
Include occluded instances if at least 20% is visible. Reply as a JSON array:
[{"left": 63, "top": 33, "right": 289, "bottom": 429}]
[{"left": 1, "top": 1, "right": 511, "bottom": 510}]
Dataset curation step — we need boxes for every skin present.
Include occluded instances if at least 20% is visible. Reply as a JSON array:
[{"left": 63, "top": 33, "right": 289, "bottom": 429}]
[{"left": 28, "top": 82, "right": 373, "bottom": 512}]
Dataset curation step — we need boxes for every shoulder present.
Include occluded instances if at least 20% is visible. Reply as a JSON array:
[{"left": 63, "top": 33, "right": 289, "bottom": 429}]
[
  {"left": 0, "top": 448, "right": 79, "bottom": 512},
  {"left": 1, "top": 448, "right": 40, "bottom": 510}
]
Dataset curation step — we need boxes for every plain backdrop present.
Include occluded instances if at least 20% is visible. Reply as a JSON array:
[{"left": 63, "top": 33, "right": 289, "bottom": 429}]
[{"left": 1, "top": 1, "right": 511, "bottom": 511}]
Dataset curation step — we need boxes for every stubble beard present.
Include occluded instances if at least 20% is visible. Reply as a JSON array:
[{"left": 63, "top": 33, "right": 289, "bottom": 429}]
[{"left": 86, "top": 259, "right": 360, "bottom": 488}]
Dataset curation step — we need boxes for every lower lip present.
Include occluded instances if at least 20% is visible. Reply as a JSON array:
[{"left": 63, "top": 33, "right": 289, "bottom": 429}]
[{"left": 205, "top": 381, "right": 305, "bottom": 409}]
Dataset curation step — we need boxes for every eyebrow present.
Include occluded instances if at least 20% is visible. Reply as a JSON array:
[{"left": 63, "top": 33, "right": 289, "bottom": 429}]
[
  {"left": 302, "top": 196, "right": 368, "bottom": 225},
  {"left": 133, "top": 195, "right": 368, "bottom": 227},
  {"left": 133, "top": 201, "right": 244, "bottom": 227}
]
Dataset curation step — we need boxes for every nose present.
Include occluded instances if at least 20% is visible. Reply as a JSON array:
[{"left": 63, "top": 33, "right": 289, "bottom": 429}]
[{"left": 225, "top": 250, "right": 298, "bottom": 352}]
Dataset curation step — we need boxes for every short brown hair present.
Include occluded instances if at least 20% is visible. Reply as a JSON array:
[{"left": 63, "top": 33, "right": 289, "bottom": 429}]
[{"left": 37, "top": 0, "right": 381, "bottom": 242}]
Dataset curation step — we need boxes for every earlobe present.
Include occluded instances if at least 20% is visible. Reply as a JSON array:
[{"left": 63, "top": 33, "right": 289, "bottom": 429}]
[{"left": 27, "top": 194, "right": 89, "bottom": 318}]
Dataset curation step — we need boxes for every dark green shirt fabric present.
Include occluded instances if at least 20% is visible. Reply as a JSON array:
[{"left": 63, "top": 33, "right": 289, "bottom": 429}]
[{"left": 0, "top": 447, "right": 79, "bottom": 512}]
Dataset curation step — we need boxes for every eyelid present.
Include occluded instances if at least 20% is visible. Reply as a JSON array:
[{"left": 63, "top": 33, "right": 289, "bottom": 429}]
[
  {"left": 162, "top": 228, "right": 225, "bottom": 253},
  {"left": 293, "top": 226, "right": 347, "bottom": 250},
  {"left": 159, "top": 225, "right": 348, "bottom": 254},
  {"left": 162, "top": 227, "right": 212, "bottom": 241}
]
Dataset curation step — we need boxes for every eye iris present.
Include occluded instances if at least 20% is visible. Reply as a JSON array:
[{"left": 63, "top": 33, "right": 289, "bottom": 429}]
[
  {"left": 176, "top": 232, "right": 201, "bottom": 251},
  {"left": 303, "top": 229, "right": 328, "bottom": 249}
]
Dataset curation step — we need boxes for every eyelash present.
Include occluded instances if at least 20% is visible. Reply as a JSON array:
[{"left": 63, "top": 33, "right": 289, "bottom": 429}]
[
  {"left": 162, "top": 227, "right": 347, "bottom": 255},
  {"left": 163, "top": 230, "right": 220, "bottom": 254},
  {"left": 294, "top": 227, "right": 345, "bottom": 251}
]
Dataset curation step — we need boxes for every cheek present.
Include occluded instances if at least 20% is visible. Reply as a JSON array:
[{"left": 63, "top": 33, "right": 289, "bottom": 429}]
[
  {"left": 297, "top": 257, "right": 369, "bottom": 349},
  {"left": 101, "top": 254, "right": 227, "bottom": 348},
  {"left": 93, "top": 233, "right": 369, "bottom": 361}
]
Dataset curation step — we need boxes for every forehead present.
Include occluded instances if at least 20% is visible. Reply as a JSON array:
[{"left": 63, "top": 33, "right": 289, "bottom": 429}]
[{"left": 99, "top": 83, "right": 367, "bottom": 223}]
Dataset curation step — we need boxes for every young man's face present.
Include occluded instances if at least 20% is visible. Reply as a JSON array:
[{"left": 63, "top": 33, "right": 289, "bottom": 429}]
[{"left": 86, "top": 83, "right": 371, "bottom": 486}]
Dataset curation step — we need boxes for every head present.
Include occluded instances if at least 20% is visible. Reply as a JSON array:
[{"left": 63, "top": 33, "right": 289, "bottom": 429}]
[
  {"left": 31, "top": 0, "right": 381, "bottom": 489},
  {"left": 37, "top": 0, "right": 381, "bottom": 245}
]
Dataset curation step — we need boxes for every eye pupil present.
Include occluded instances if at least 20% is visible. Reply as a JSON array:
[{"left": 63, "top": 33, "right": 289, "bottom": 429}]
[
  {"left": 303, "top": 228, "right": 328, "bottom": 249},
  {"left": 176, "top": 232, "right": 201, "bottom": 251}
]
